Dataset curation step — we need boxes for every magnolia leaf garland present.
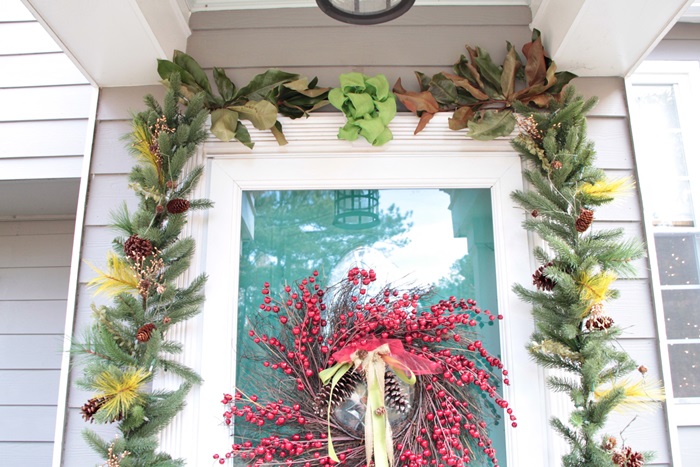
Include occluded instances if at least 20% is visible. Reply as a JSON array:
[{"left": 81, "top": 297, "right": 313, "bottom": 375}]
[
  {"left": 157, "top": 51, "right": 331, "bottom": 148},
  {"left": 394, "top": 30, "right": 576, "bottom": 140},
  {"left": 158, "top": 30, "right": 575, "bottom": 148}
]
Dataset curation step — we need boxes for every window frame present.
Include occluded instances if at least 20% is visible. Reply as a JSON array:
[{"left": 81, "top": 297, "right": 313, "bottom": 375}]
[
  {"left": 627, "top": 61, "right": 700, "bottom": 465},
  {"left": 158, "top": 114, "right": 550, "bottom": 465}
]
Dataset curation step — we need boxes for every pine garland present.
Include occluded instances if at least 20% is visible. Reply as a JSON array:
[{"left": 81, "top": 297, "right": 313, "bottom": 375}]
[
  {"left": 74, "top": 75, "right": 212, "bottom": 466},
  {"left": 510, "top": 88, "right": 658, "bottom": 466}
]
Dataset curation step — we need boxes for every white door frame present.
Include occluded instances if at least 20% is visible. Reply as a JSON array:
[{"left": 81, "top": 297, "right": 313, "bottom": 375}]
[{"left": 162, "top": 114, "right": 549, "bottom": 466}]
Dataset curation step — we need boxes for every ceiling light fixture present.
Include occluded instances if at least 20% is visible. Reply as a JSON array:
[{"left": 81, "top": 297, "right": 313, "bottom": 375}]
[{"left": 316, "top": 0, "right": 416, "bottom": 25}]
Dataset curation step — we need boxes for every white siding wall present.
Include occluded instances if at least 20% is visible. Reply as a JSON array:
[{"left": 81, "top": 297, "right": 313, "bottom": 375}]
[
  {"left": 0, "top": 220, "right": 74, "bottom": 465},
  {"left": 61, "top": 86, "right": 161, "bottom": 466},
  {"left": 58, "top": 6, "right": 671, "bottom": 466},
  {"left": 0, "top": 0, "right": 91, "bottom": 182},
  {"left": 0, "top": 1, "right": 90, "bottom": 465}
]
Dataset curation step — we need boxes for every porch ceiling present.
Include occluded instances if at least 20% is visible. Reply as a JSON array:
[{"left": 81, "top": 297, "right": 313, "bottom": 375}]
[{"left": 23, "top": 0, "right": 695, "bottom": 87}]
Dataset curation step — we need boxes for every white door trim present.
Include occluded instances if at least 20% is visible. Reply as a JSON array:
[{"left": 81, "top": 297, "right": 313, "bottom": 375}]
[{"left": 168, "top": 114, "right": 549, "bottom": 466}]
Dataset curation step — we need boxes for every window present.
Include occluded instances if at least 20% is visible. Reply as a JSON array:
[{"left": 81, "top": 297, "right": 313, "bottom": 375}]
[{"left": 629, "top": 62, "right": 700, "bottom": 407}]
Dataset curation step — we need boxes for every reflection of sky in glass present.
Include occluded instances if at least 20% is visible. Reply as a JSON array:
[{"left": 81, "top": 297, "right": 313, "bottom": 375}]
[{"left": 374, "top": 189, "right": 467, "bottom": 285}]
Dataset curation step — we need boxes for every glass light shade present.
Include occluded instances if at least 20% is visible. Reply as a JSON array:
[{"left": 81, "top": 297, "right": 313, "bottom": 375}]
[{"left": 317, "top": 0, "right": 415, "bottom": 25}]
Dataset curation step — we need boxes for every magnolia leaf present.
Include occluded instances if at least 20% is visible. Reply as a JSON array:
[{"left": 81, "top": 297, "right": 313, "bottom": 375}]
[
  {"left": 473, "top": 47, "right": 503, "bottom": 94},
  {"left": 501, "top": 42, "right": 522, "bottom": 100},
  {"left": 365, "top": 74, "right": 391, "bottom": 101},
  {"left": 283, "top": 77, "right": 309, "bottom": 92},
  {"left": 347, "top": 92, "right": 375, "bottom": 118},
  {"left": 414, "top": 71, "right": 431, "bottom": 91},
  {"left": 213, "top": 67, "right": 236, "bottom": 103},
  {"left": 525, "top": 93, "right": 554, "bottom": 107},
  {"left": 234, "top": 122, "right": 254, "bottom": 149},
  {"left": 172, "top": 50, "right": 212, "bottom": 94},
  {"left": 392, "top": 78, "right": 440, "bottom": 114},
  {"left": 236, "top": 69, "right": 299, "bottom": 101},
  {"left": 514, "top": 62, "right": 557, "bottom": 101},
  {"left": 374, "top": 97, "right": 397, "bottom": 126},
  {"left": 270, "top": 121, "right": 288, "bottom": 146},
  {"left": 549, "top": 71, "right": 577, "bottom": 95},
  {"left": 522, "top": 30, "right": 547, "bottom": 86},
  {"left": 210, "top": 108, "right": 239, "bottom": 142},
  {"left": 287, "top": 84, "right": 331, "bottom": 99},
  {"left": 454, "top": 54, "right": 486, "bottom": 91},
  {"left": 428, "top": 73, "right": 459, "bottom": 105},
  {"left": 338, "top": 72, "right": 367, "bottom": 93},
  {"left": 448, "top": 106, "right": 475, "bottom": 131},
  {"left": 157, "top": 60, "right": 198, "bottom": 92},
  {"left": 230, "top": 100, "right": 278, "bottom": 130},
  {"left": 309, "top": 99, "right": 330, "bottom": 112},
  {"left": 467, "top": 109, "right": 516, "bottom": 140},
  {"left": 414, "top": 112, "right": 434, "bottom": 135},
  {"left": 444, "top": 72, "right": 489, "bottom": 101}
]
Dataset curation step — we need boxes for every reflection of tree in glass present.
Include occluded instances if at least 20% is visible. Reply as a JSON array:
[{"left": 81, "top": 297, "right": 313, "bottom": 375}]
[
  {"left": 240, "top": 190, "right": 412, "bottom": 296},
  {"left": 234, "top": 190, "right": 413, "bottom": 426}
]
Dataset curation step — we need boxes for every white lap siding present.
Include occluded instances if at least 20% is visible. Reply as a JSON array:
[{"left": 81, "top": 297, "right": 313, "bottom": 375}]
[{"left": 0, "top": 1, "right": 90, "bottom": 465}]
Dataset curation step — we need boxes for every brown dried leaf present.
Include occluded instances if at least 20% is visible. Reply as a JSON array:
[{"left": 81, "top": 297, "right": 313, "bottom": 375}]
[
  {"left": 443, "top": 73, "right": 489, "bottom": 101},
  {"left": 522, "top": 33, "right": 547, "bottom": 86},
  {"left": 448, "top": 106, "right": 475, "bottom": 131},
  {"left": 393, "top": 78, "right": 440, "bottom": 114},
  {"left": 501, "top": 42, "right": 521, "bottom": 100},
  {"left": 415, "top": 112, "right": 435, "bottom": 135}
]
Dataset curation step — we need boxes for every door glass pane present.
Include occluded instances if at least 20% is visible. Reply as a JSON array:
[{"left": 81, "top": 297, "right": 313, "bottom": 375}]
[
  {"left": 235, "top": 188, "right": 506, "bottom": 465},
  {"left": 668, "top": 343, "right": 700, "bottom": 397}
]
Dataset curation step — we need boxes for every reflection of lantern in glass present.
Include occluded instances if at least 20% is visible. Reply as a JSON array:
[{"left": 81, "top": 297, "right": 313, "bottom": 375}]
[
  {"left": 333, "top": 190, "right": 380, "bottom": 230},
  {"left": 333, "top": 371, "right": 415, "bottom": 435}
]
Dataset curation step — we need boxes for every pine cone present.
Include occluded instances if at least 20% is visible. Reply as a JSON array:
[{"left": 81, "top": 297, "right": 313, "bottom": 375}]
[
  {"left": 385, "top": 370, "right": 410, "bottom": 413},
  {"left": 551, "top": 160, "right": 563, "bottom": 170},
  {"left": 602, "top": 436, "right": 617, "bottom": 451},
  {"left": 136, "top": 323, "right": 156, "bottom": 343},
  {"left": 531, "top": 209, "right": 539, "bottom": 218},
  {"left": 81, "top": 396, "right": 107, "bottom": 422},
  {"left": 585, "top": 315, "right": 614, "bottom": 331},
  {"left": 612, "top": 447, "right": 644, "bottom": 467},
  {"left": 167, "top": 198, "right": 190, "bottom": 214},
  {"left": 627, "top": 449, "right": 644, "bottom": 467},
  {"left": 124, "top": 234, "right": 153, "bottom": 261},
  {"left": 313, "top": 369, "right": 363, "bottom": 416},
  {"left": 532, "top": 262, "right": 556, "bottom": 291},
  {"left": 575, "top": 208, "right": 594, "bottom": 232}
]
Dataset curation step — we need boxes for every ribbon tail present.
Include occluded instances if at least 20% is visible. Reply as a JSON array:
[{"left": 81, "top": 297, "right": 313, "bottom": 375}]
[
  {"left": 366, "top": 356, "right": 389, "bottom": 467},
  {"left": 325, "top": 362, "right": 352, "bottom": 462}
]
